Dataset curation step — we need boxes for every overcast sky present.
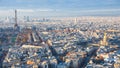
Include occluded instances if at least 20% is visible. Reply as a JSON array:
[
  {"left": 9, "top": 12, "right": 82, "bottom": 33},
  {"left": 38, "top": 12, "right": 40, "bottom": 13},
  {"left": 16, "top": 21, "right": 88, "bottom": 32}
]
[{"left": 0, "top": 0, "right": 120, "bottom": 17}]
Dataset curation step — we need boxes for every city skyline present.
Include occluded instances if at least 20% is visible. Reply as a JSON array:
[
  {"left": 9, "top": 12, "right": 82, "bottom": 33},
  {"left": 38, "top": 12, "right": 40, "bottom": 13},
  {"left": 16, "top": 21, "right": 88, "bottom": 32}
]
[{"left": 0, "top": 0, "right": 120, "bottom": 17}]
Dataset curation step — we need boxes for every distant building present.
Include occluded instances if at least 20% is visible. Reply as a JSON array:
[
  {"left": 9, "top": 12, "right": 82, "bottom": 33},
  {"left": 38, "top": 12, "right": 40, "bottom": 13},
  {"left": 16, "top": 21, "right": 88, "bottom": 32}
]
[
  {"left": 57, "top": 63, "right": 68, "bottom": 68},
  {"left": 100, "top": 32, "right": 108, "bottom": 46},
  {"left": 41, "top": 61, "right": 49, "bottom": 68},
  {"left": 114, "top": 63, "right": 120, "bottom": 68}
]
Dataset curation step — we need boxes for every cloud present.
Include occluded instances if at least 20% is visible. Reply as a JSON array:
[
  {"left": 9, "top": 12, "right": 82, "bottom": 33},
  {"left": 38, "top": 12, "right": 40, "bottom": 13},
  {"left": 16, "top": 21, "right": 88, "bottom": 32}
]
[
  {"left": 0, "top": 8, "right": 56, "bottom": 13},
  {"left": 79, "top": 9, "right": 120, "bottom": 12},
  {"left": 62, "top": 8, "right": 120, "bottom": 13},
  {"left": 17, "top": 9, "right": 55, "bottom": 12},
  {"left": 35, "top": 9, "right": 55, "bottom": 12},
  {"left": 0, "top": 8, "right": 120, "bottom": 17},
  {"left": 17, "top": 9, "right": 34, "bottom": 12}
]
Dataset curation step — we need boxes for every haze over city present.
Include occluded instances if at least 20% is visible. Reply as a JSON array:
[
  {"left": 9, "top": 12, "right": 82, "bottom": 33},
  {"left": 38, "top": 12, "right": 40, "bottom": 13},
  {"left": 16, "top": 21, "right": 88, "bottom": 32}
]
[{"left": 0, "top": 0, "right": 120, "bottom": 17}]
